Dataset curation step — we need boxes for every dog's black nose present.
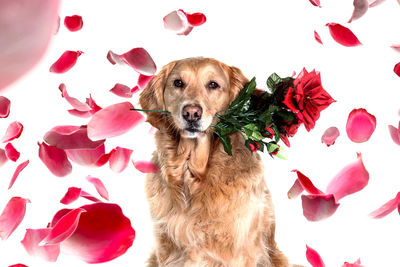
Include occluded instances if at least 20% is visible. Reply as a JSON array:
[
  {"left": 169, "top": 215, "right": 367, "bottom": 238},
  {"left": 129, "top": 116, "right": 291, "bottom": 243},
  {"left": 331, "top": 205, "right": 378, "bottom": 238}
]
[{"left": 182, "top": 104, "right": 202, "bottom": 123}]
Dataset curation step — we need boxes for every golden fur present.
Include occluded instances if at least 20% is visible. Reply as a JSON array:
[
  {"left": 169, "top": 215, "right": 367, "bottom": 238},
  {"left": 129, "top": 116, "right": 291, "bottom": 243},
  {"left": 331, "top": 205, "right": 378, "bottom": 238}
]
[{"left": 139, "top": 57, "right": 299, "bottom": 267}]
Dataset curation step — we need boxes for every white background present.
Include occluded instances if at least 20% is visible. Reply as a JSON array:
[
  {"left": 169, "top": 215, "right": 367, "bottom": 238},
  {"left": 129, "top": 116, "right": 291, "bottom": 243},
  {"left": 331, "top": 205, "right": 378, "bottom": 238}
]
[{"left": 1, "top": 0, "right": 400, "bottom": 266}]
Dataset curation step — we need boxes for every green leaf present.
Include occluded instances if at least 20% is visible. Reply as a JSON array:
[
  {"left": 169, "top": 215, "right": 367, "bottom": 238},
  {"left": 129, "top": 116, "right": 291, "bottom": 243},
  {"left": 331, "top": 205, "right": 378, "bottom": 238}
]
[
  {"left": 266, "top": 73, "right": 282, "bottom": 92},
  {"left": 276, "top": 147, "right": 288, "bottom": 160},
  {"left": 267, "top": 143, "right": 280, "bottom": 154},
  {"left": 213, "top": 130, "right": 232, "bottom": 155}
]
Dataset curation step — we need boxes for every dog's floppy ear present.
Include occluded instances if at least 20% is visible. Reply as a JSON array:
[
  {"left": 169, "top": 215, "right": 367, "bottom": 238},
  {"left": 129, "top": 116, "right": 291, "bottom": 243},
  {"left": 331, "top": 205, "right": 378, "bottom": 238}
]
[
  {"left": 228, "top": 66, "right": 249, "bottom": 103},
  {"left": 139, "top": 61, "right": 177, "bottom": 129}
]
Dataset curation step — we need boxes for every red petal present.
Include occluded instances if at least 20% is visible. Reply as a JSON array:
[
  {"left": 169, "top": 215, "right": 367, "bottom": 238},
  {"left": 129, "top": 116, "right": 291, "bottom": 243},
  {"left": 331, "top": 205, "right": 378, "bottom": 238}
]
[
  {"left": 368, "top": 0, "right": 386, "bottom": 7},
  {"left": 369, "top": 192, "right": 400, "bottom": 219},
  {"left": 44, "top": 125, "right": 104, "bottom": 150},
  {"left": 388, "top": 125, "right": 400, "bottom": 145},
  {"left": 9, "top": 264, "right": 28, "bottom": 267},
  {"left": 326, "top": 23, "right": 362, "bottom": 47},
  {"left": 131, "top": 85, "right": 140, "bottom": 94},
  {"left": 342, "top": 258, "right": 363, "bottom": 267},
  {"left": 306, "top": 245, "right": 326, "bottom": 267},
  {"left": 67, "top": 109, "right": 92, "bottom": 118},
  {"left": 137, "top": 74, "right": 154, "bottom": 90},
  {"left": 41, "top": 208, "right": 86, "bottom": 245},
  {"left": 65, "top": 144, "right": 105, "bottom": 166},
  {"left": 64, "top": 15, "right": 83, "bottom": 32},
  {"left": 133, "top": 160, "right": 160, "bottom": 173},
  {"left": 9, "top": 160, "right": 29, "bottom": 189},
  {"left": 325, "top": 153, "right": 369, "bottom": 201},
  {"left": 314, "top": 30, "right": 323, "bottom": 45},
  {"left": 321, "top": 126, "right": 340, "bottom": 146},
  {"left": 346, "top": 108, "right": 376, "bottom": 143},
  {"left": 0, "top": 197, "right": 30, "bottom": 240},
  {"left": 120, "top": 48, "right": 157, "bottom": 76},
  {"left": 109, "top": 146, "right": 133, "bottom": 173},
  {"left": 163, "top": 10, "right": 187, "bottom": 33},
  {"left": 302, "top": 194, "right": 340, "bottom": 221},
  {"left": 86, "top": 176, "right": 109, "bottom": 200},
  {"left": 21, "top": 228, "right": 60, "bottom": 262},
  {"left": 1, "top": 121, "right": 23, "bottom": 143},
  {"left": 60, "top": 187, "right": 82, "bottom": 205},
  {"left": 106, "top": 50, "right": 124, "bottom": 65},
  {"left": 0, "top": 96, "right": 11, "bottom": 118},
  {"left": 59, "top": 83, "right": 91, "bottom": 112},
  {"left": 0, "top": 148, "right": 8, "bottom": 167},
  {"left": 86, "top": 94, "right": 102, "bottom": 113},
  {"left": 185, "top": 12, "right": 207, "bottom": 27},
  {"left": 309, "top": 0, "right": 321, "bottom": 7},
  {"left": 291, "top": 170, "right": 324, "bottom": 195},
  {"left": 87, "top": 102, "right": 144, "bottom": 141},
  {"left": 348, "top": 0, "right": 369, "bottom": 23},
  {"left": 394, "top": 62, "right": 400, "bottom": 77},
  {"left": 5, "top": 143, "right": 20, "bottom": 162},
  {"left": 38, "top": 142, "right": 72, "bottom": 177},
  {"left": 110, "top": 83, "right": 133, "bottom": 98},
  {"left": 50, "top": 51, "right": 83, "bottom": 73}
]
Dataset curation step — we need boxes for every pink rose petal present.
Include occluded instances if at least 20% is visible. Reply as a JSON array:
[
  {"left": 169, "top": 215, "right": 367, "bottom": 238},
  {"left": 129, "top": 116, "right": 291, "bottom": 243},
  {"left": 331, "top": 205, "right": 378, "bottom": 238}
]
[
  {"left": 38, "top": 142, "right": 72, "bottom": 177},
  {"left": 5, "top": 143, "right": 20, "bottom": 162},
  {"left": 342, "top": 259, "right": 363, "bottom": 267},
  {"left": 326, "top": 153, "right": 369, "bottom": 201},
  {"left": 391, "top": 44, "right": 400, "bottom": 53},
  {"left": 163, "top": 10, "right": 188, "bottom": 33},
  {"left": 60, "top": 187, "right": 82, "bottom": 205},
  {"left": 120, "top": 48, "right": 157, "bottom": 76},
  {"left": 80, "top": 190, "right": 102, "bottom": 203},
  {"left": 59, "top": 83, "right": 91, "bottom": 112},
  {"left": 287, "top": 179, "right": 304, "bottom": 199},
  {"left": 309, "top": 0, "right": 321, "bottom": 7},
  {"left": 314, "top": 30, "right": 323, "bottom": 45},
  {"left": 67, "top": 109, "right": 92, "bottom": 118},
  {"left": 87, "top": 102, "right": 144, "bottom": 141},
  {"left": 44, "top": 125, "right": 104, "bottom": 150},
  {"left": 64, "top": 15, "right": 83, "bottom": 32},
  {"left": 302, "top": 194, "right": 340, "bottom": 221},
  {"left": 368, "top": 0, "right": 386, "bottom": 7},
  {"left": 106, "top": 50, "right": 124, "bottom": 65},
  {"left": 394, "top": 62, "right": 400, "bottom": 77},
  {"left": 346, "top": 108, "right": 376, "bottom": 143},
  {"left": 8, "top": 159, "right": 29, "bottom": 189},
  {"left": 109, "top": 146, "right": 133, "bottom": 173},
  {"left": 0, "top": 197, "right": 30, "bottom": 240},
  {"left": 133, "top": 160, "right": 160, "bottom": 173},
  {"left": 137, "top": 74, "right": 154, "bottom": 90},
  {"left": 110, "top": 83, "right": 133, "bottom": 98},
  {"left": 50, "top": 51, "right": 83, "bottom": 73},
  {"left": 321, "top": 126, "right": 340, "bottom": 146},
  {"left": 65, "top": 144, "right": 105, "bottom": 166},
  {"left": 369, "top": 192, "right": 400, "bottom": 219},
  {"left": 54, "top": 15, "right": 60, "bottom": 35},
  {"left": 326, "top": 23, "right": 362, "bottom": 47},
  {"left": 348, "top": 0, "right": 369, "bottom": 23},
  {"left": 0, "top": 96, "right": 11, "bottom": 118},
  {"left": 0, "top": 148, "right": 8, "bottom": 167},
  {"left": 1, "top": 121, "right": 23, "bottom": 143},
  {"left": 291, "top": 170, "right": 324, "bottom": 195},
  {"left": 21, "top": 228, "right": 60, "bottom": 262},
  {"left": 185, "top": 11, "right": 207, "bottom": 27},
  {"left": 86, "top": 176, "right": 109, "bottom": 200},
  {"left": 306, "top": 245, "right": 326, "bottom": 267},
  {"left": 94, "top": 148, "right": 116, "bottom": 167},
  {"left": 388, "top": 124, "right": 400, "bottom": 145},
  {"left": 131, "top": 85, "right": 140, "bottom": 94},
  {"left": 86, "top": 94, "right": 102, "bottom": 113}
]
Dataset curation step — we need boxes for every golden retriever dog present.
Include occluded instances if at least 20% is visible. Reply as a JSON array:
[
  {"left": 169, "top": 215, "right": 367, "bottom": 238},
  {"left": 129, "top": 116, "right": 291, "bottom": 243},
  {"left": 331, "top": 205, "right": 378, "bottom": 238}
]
[{"left": 139, "top": 57, "right": 300, "bottom": 267}]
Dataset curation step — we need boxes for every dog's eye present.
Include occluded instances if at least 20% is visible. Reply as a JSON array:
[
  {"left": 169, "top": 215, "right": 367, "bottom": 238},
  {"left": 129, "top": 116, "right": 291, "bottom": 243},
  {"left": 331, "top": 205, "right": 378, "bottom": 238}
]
[
  {"left": 207, "top": 81, "right": 220, "bottom": 90},
  {"left": 173, "top": 79, "right": 184, "bottom": 88}
]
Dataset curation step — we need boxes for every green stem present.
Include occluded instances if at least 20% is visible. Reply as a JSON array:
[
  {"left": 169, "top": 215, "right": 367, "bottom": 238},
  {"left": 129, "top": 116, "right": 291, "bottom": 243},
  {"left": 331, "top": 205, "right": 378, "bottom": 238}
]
[{"left": 130, "top": 108, "right": 170, "bottom": 114}]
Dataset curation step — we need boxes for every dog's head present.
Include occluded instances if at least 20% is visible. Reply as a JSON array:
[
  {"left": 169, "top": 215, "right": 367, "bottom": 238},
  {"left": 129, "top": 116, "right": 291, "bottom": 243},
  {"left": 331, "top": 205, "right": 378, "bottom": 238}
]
[{"left": 139, "top": 57, "right": 248, "bottom": 138}]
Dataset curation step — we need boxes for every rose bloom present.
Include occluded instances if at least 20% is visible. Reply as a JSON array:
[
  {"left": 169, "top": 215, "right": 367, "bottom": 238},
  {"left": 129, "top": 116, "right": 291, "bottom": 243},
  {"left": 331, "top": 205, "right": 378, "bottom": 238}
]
[{"left": 283, "top": 69, "right": 335, "bottom": 131}]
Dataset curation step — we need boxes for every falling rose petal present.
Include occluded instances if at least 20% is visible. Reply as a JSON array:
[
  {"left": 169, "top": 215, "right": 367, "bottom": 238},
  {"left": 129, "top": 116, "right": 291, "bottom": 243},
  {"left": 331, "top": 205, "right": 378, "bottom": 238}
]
[
  {"left": 109, "top": 147, "right": 133, "bottom": 173},
  {"left": 0, "top": 148, "right": 8, "bottom": 167},
  {"left": 9, "top": 160, "right": 29, "bottom": 189},
  {"left": 369, "top": 192, "right": 400, "bottom": 219},
  {"left": 86, "top": 94, "right": 102, "bottom": 114},
  {"left": 391, "top": 45, "right": 400, "bottom": 53},
  {"left": 5, "top": 143, "right": 20, "bottom": 162},
  {"left": 185, "top": 12, "right": 207, "bottom": 27},
  {"left": 87, "top": 102, "right": 144, "bottom": 141},
  {"left": 67, "top": 109, "right": 92, "bottom": 118},
  {"left": 302, "top": 194, "right": 340, "bottom": 221},
  {"left": 137, "top": 74, "right": 154, "bottom": 90},
  {"left": 131, "top": 85, "right": 140, "bottom": 94},
  {"left": 66, "top": 144, "right": 105, "bottom": 166},
  {"left": 368, "top": 0, "right": 386, "bottom": 7},
  {"left": 325, "top": 153, "right": 369, "bottom": 201},
  {"left": 38, "top": 142, "right": 72, "bottom": 177},
  {"left": 163, "top": 10, "right": 187, "bottom": 33},
  {"left": 106, "top": 50, "right": 125, "bottom": 65},
  {"left": 308, "top": 0, "right": 321, "bottom": 7},
  {"left": 9, "top": 264, "right": 28, "bottom": 267},
  {"left": 64, "top": 15, "right": 83, "bottom": 32},
  {"left": 44, "top": 125, "right": 104, "bottom": 150},
  {"left": 0, "top": 197, "right": 30, "bottom": 240},
  {"left": 394, "top": 62, "right": 400, "bottom": 77},
  {"left": 50, "top": 50, "right": 83, "bottom": 73},
  {"left": 110, "top": 83, "right": 133, "bottom": 98},
  {"left": 51, "top": 203, "right": 135, "bottom": 263},
  {"left": 133, "top": 160, "right": 160, "bottom": 173},
  {"left": 321, "top": 126, "right": 340, "bottom": 146},
  {"left": 388, "top": 125, "right": 400, "bottom": 145},
  {"left": 1, "top": 121, "right": 23, "bottom": 143},
  {"left": 86, "top": 176, "right": 109, "bottom": 200},
  {"left": 287, "top": 179, "right": 304, "bottom": 199},
  {"left": 314, "top": 31, "right": 323, "bottom": 45},
  {"left": 94, "top": 148, "right": 116, "bottom": 167},
  {"left": 326, "top": 23, "right": 362, "bottom": 47},
  {"left": 291, "top": 170, "right": 324, "bottom": 195},
  {"left": 348, "top": 0, "right": 369, "bottom": 23},
  {"left": 54, "top": 15, "right": 60, "bottom": 35},
  {"left": 306, "top": 245, "right": 326, "bottom": 267},
  {"left": 59, "top": 83, "right": 91, "bottom": 112},
  {"left": 342, "top": 259, "right": 363, "bottom": 267},
  {"left": 21, "top": 228, "right": 60, "bottom": 262},
  {"left": 346, "top": 108, "right": 376, "bottom": 143},
  {"left": 120, "top": 48, "right": 157, "bottom": 76},
  {"left": 60, "top": 187, "right": 82, "bottom": 205},
  {"left": 80, "top": 191, "right": 102, "bottom": 203},
  {"left": 0, "top": 96, "right": 11, "bottom": 118}
]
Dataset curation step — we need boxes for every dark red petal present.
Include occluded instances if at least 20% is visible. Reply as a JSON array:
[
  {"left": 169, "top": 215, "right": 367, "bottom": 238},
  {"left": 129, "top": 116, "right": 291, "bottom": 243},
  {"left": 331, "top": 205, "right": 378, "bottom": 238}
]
[
  {"left": 65, "top": 144, "right": 105, "bottom": 166},
  {"left": 368, "top": 0, "right": 386, "bottom": 7},
  {"left": 394, "top": 62, "right": 400, "bottom": 77},
  {"left": 67, "top": 109, "right": 92, "bottom": 118},
  {"left": 137, "top": 74, "right": 154, "bottom": 90},
  {"left": 306, "top": 245, "right": 326, "bottom": 267},
  {"left": 50, "top": 51, "right": 83, "bottom": 73},
  {"left": 120, "top": 48, "right": 157, "bottom": 76},
  {"left": 0, "top": 96, "right": 11, "bottom": 118},
  {"left": 9, "top": 160, "right": 29, "bottom": 189},
  {"left": 321, "top": 126, "right": 340, "bottom": 146},
  {"left": 326, "top": 23, "right": 362, "bottom": 47},
  {"left": 0, "top": 197, "right": 30, "bottom": 240},
  {"left": 369, "top": 192, "right": 400, "bottom": 219},
  {"left": 348, "top": 0, "right": 369, "bottom": 23},
  {"left": 314, "top": 30, "right": 323, "bottom": 45},
  {"left": 60, "top": 187, "right": 82, "bottom": 205},
  {"left": 346, "top": 108, "right": 376, "bottom": 143},
  {"left": 21, "top": 228, "right": 60, "bottom": 262},
  {"left": 301, "top": 194, "right": 340, "bottom": 221},
  {"left": 94, "top": 148, "right": 116, "bottom": 167},
  {"left": 59, "top": 83, "right": 91, "bottom": 112},
  {"left": 106, "top": 50, "right": 125, "bottom": 65},
  {"left": 9, "top": 264, "right": 28, "bottom": 267},
  {"left": 388, "top": 125, "right": 400, "bottom": 145},
  {"left": 64, "top": 15, "right": 83, "bottom": 32},
  {"left": 86, "top": 176, "right": 109, "bottom": 200},
  {"left": 38, "top": 142, "right": 72, "bottom": 177},
  {"left": 5, "top": 143, "right": 20, "bottom": 162},
  {"left": 109, "top": 146, "right": 133, "bottom": 173},
  {"left": 87, "top": 102, "right": 144, "bottom": 141},
  {"left": 110, "top": 83, "right": 133, "bottom": 98},
  {"left": 185, "top": 12, "right": 207, "bottom": 27},
  {"left": 291, "top": 170, "right": 324, "bottom": 195},
  {"left": 1, "top": 121, "right": 23, "bottom": 143},
  {"left": 133, "top": 160, "right": 160, "bottom": 173},
  {"left": 309, "top": 0, "right": 321, "bottom": 7},
  {"left": 0, "top": 148, "right": 8, "bottom": 167}
]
